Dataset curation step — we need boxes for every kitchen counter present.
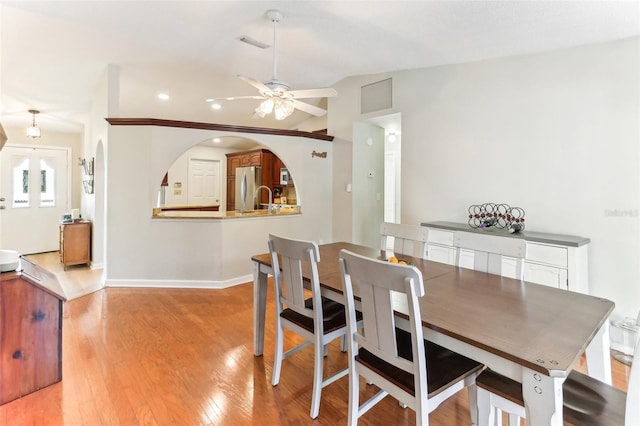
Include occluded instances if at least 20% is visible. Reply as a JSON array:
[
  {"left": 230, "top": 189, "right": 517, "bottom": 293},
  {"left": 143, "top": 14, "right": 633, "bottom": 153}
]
[
  {"left": 155, "top": 204, "right": 220, "bottom": 212},
  {"left": 153, "top": 207, "right": 301, "bottom": 219}
]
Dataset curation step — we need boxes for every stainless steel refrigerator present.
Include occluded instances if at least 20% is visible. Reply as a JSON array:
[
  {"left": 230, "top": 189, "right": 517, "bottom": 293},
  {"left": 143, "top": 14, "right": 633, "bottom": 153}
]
[{"left": 235, "top": 166, "right": 261, "bottom": 211}]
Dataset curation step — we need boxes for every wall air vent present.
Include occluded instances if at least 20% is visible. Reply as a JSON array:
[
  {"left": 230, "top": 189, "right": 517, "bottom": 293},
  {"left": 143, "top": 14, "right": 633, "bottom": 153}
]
[
  {"left": 239, "top": 35, "right": 269, "bottom": 49},
  {"left": 361, "top": 78, "right": 392, "bottom": 114}
]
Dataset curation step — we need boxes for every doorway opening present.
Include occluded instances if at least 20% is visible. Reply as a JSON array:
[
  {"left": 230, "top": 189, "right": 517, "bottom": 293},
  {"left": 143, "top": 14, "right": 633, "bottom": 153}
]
[{"left": 351, "top": 113, "right": 401, "bottom": 249}]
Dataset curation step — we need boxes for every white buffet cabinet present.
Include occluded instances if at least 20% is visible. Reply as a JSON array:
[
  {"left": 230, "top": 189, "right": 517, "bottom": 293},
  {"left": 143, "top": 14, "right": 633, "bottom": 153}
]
[{"left": 421, "top": 221, "right": 590, "bottom": 294}]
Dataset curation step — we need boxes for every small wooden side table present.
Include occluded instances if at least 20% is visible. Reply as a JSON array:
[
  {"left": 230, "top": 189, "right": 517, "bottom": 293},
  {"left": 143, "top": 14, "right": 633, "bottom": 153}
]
[{"left": 59, "top": 220, "right": 91, "bottom": 270}]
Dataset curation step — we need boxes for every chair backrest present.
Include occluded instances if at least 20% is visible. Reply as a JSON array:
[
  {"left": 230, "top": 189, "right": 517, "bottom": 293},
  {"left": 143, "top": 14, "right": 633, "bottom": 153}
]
[
  {"left": 339, "top": 249, "right": 426, "bottom": 381},
  {"left": 268, "top": 234, "right": 321, "bottom": 319},
  {"left": 380, "top": 222, "right": 429, "bottom": 259},
  {"left": 625, "top": 313, "right": 640, "bottom": 424}
]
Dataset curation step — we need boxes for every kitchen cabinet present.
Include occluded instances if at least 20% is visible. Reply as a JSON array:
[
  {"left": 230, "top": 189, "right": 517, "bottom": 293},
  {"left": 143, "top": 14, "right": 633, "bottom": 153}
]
[
  {"left": 0, "top": 258, "right": 66, "bottom": 405},
  {"left": 421, "top": 221, "right": 589, "bottom": 293},
  {"left": 226, "top": 149, "right": 272, "bottom": 211},
  {"left": 59, "top": 220, "right": 91, "bottom": 270},
  {"left": 227, "top": 149, "right": 295, "bottom": 211},
  {"left": 272, "top": 156, "right": 293, "bottom": 188}
]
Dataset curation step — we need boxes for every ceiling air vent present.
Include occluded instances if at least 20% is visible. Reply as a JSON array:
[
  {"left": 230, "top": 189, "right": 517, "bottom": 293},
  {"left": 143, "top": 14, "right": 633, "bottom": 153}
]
[{"left": 239, "top": 35, "right": 269, "bottom": 49}]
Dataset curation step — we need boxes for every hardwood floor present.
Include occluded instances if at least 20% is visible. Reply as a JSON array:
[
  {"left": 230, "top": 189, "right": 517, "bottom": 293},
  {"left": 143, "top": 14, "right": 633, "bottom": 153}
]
[
  {"left": 0, "top": 255, "right": 631, "bottom": 425},
  {"left": 23, "top": 251, "right": 105, "bottom": 300}
]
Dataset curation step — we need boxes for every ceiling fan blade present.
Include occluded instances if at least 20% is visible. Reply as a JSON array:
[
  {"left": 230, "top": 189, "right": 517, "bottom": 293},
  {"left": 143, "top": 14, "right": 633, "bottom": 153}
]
[
  {"left": 286, "top": 88, "right": 338, "bottom": 99},
  {"left": 290, "top": 99, "right": 327, "bottom": 117},
  {"left": 238, "top": 75, "right": 273, "bottom": 96},
  {"left": 216, "top": 95, "right": 266, "bottom": 101}
]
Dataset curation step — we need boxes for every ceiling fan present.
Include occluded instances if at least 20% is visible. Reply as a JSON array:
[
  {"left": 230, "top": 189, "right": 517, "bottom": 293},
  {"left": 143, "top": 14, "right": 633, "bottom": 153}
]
[{"left": 208, "top": 10, "right": 337, "bottom": 121}]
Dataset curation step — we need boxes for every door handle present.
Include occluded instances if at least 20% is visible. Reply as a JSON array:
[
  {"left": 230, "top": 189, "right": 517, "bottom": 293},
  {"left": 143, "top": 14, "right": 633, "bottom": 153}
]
[
  {"left": 0, "top": 205, "right": 5, "bottom": 210},
  {"left": 0, "top": 197, "right": 5, "bottom": 202}
]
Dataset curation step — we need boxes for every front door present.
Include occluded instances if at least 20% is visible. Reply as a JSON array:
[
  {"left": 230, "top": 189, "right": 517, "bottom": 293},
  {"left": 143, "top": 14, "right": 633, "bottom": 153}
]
[{"left": 0, "top": 145, "right": 70, "bottom": 254}]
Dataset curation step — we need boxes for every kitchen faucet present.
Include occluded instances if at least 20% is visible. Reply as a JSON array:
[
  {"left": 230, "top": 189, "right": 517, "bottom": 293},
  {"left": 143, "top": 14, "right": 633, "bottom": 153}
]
[{"left": 254, "top": 185, "right": 273, "bottom": 214}]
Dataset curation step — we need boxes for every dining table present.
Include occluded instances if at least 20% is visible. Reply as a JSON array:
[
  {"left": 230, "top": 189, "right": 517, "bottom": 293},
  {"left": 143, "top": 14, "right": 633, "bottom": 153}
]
[{"left": 251, "top": 242, "right": 614, "bottom": 425}]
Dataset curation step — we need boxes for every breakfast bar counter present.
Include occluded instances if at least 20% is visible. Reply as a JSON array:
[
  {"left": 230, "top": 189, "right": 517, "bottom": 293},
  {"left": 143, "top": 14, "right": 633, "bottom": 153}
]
[{"left": 152, "top": 207, "right": 301, "bottom": 219}]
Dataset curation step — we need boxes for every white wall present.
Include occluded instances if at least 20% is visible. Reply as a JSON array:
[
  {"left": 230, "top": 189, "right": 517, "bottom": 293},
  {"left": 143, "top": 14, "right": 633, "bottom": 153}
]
[
  {"left": 105, "top": 125, "right": 333, "bottom": 285},
  {"left": 85, "top": 64, "right": 119, "bottom": 268},
  {"left": 329, "top": 37, "right": 640, "bottom": 321}
]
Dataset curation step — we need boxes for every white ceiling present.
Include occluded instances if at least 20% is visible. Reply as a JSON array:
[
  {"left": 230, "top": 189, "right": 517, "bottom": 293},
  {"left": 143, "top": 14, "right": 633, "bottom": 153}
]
[{"left": 1, "top": 1, "right": 639, "bottom": 134}]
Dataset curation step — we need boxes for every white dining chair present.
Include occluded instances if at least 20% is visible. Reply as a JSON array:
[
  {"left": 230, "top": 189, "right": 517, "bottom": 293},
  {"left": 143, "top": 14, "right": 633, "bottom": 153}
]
[
  {"left": 476, "top": 311, "right": 640, "bottom": 426},
  {"left": 339, "top": 248, "right": 483, "bottom": 425},
  {"left": 268, "top": 234, "right": 353, "bottom": 419},
  {"left": 380, "top": 222, "right": 429, "bottom": 259}
]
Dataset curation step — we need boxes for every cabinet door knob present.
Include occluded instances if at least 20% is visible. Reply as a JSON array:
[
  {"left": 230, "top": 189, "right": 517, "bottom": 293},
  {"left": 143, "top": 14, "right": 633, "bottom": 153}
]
[{"left": 0, "top": 197, "right": 5, "bottom": 201}]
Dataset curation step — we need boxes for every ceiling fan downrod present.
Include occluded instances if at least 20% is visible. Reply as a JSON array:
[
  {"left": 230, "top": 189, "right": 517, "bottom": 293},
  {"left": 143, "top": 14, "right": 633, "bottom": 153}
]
[{"left": 267, "top": 10, "right": 283, "bottom": 85}]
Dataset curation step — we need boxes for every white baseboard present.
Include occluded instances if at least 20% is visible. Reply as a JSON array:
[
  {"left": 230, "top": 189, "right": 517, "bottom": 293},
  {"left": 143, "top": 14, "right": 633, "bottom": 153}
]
[{"left": 105, "top": 274, "right": 253, "bottom": 290}]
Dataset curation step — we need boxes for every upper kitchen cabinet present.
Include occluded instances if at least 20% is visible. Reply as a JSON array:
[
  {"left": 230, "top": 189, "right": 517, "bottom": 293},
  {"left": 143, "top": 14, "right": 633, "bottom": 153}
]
[{"left": 272, "top": 156, "right": 293, "bottom": 188}]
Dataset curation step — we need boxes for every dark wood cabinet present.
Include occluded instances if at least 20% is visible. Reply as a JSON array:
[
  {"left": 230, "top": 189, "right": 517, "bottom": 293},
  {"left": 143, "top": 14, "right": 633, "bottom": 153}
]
[
  {"left": 225, "top": 149, "right": 297, "bottom": 210},
  {"left": 0, "top": 258, "right": 66, "bottom": 405},
  {"left": 226, "top": 149, "right": 274, "bottom": 211},
  {"left": 59, "top": 221, "right": 91, "bottom": 270}
]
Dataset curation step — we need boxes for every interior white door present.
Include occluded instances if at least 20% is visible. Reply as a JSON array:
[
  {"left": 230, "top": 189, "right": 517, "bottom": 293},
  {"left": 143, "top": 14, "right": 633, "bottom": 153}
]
[
  {"left": 188, "top": 159, "right": 220, "bottom": 205},
  {"left": 0, "top": 145, "right": 70, "bottom": 254}
]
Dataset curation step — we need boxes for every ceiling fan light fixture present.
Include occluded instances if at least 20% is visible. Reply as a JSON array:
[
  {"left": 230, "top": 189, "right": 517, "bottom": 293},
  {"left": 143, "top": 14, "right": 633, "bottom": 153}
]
[
  {"left": 254, "top": 106, "right": 267, "bottom": 118},
  {"left": 274, "top": 99, "right": 294, "bottom": 120},
  {"left": 258, "top": 98, "right": 275, "bottom": 114},
  {"left": 26, "top": 109, "right": 41, "bottom": 138}
]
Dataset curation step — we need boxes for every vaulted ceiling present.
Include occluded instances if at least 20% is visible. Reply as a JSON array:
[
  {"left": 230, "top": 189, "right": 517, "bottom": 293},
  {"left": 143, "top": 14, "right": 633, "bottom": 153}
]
[{"left": 1, "top": 1, "right": 638, "bottom": 134}]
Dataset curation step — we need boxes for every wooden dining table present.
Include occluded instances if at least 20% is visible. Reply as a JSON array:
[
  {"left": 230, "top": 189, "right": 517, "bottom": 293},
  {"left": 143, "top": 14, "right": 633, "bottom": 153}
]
[{"left": 251, "top": 242, "right": 614, "bottom": 425}]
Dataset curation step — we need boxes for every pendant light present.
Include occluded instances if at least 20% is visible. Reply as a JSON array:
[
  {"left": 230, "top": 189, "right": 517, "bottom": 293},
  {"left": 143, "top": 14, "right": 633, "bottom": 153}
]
[{"left": 26, "top": 109, "right": 41, "bottom": 138}]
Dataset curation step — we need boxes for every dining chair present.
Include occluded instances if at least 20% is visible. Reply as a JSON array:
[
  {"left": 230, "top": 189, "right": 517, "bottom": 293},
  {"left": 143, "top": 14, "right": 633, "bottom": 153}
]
[
  {"left": 339, "top": 248, "right": 484, "bottom": 425},
  {"left": 380, "top": 222, "right": 429, "bottom": 259},
  {"left": 268, "top": 234, "right": 352, "bottom": 419},
  {"left": 476, "top": 311, "right": 640, "bottom": 426}
]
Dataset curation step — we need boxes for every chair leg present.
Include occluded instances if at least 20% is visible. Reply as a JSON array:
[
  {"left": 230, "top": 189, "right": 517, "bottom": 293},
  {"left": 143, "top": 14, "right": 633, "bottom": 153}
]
[
  {"left": 477, "top": 387, "right": 496, "bottom": 426},
  {"left": 272, "top": 321, "right": 284, "bottom": 386},
  {"left": 507, "top": 413, "right": 520, "bottom": 426},
  {"left": 340, "top": 334, "right": 348, "bottom": 352},
  {"left": 310, "top": 340, "right": 324, "bottom": 419},
  {"left": 347, "top": 364, "right": 360, "bottom": 426},
  {"left": 467, "top": 383, "right": 478, "bottom": 426}
]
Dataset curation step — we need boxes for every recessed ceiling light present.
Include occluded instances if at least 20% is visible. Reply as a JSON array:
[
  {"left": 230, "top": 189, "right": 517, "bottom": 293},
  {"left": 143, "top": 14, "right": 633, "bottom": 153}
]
[
  {"left": 157, "top": 93, "right": 170, "bottom": 100},
  {"left": 213, "top": 138, "right": 221, "bottom": 143},
  {"left": 211, "top": 103, "right": 222, "bottom": 110}
]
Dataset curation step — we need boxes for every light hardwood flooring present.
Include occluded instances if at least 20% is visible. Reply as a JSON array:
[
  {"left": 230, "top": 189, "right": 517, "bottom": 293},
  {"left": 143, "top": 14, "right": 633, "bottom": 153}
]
[
  {"left": 0, "top": 253, "right": 631, "bottom": 425},
  {"left": 23, "top": 251, "right": 105, "bottom": 300}
]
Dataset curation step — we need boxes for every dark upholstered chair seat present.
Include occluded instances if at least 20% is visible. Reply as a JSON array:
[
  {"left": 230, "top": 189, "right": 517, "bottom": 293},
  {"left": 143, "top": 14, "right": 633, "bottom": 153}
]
[
  {"left": 357, "top": 328, "right": 483, "bottom": 398},
  {"left": 280, "top": 297, "right": 354, "bottom": 334},
  {"left": 476, "top": 368, "right": 626, "bottom": 426}
]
